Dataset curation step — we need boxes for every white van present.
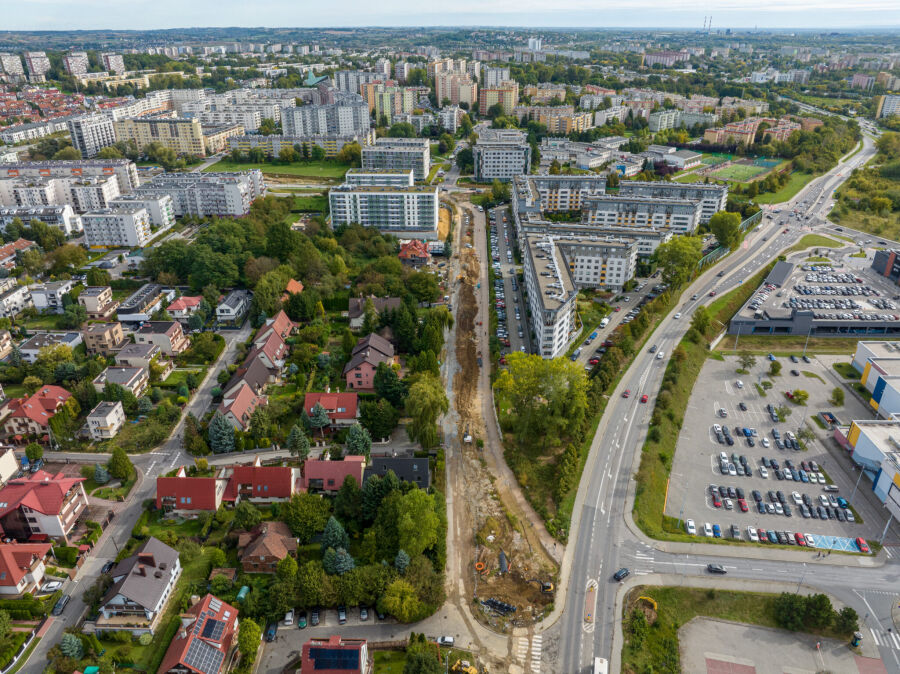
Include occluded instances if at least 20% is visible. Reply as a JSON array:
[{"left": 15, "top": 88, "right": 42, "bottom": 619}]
[
  {"left": 656, "top": 351, "right": 664, "bottom": 360},
  {"left": 283, "top": 610, "right": 294, "bottom": 626}
]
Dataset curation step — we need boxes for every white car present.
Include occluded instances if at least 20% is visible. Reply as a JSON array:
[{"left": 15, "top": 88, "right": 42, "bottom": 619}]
[
  {"left": 40, "top": 581, "right": 62, "bottom": 593},
  {"left": 816, "top": 472, "right": 826, "bottom": 484},
  {"left": 761, "top": 438, "right": 770, "bottom": 448},
  {"left": 819, "top": 495, "right": 829, "bottom": 507},
  {"left": 774, "top": 502, "right": 784, "bottom": 515},
  {"left": 792, "top": 491, "right": 803, "bottom": 505},
  {"left": 674, "top": 313, "right": 682, "bottom": 319},
  {"left": 704, "top": 522, "right": 713, "bottom": 537},
  {"left": 736, "top": 380, "right": 744, "bottom": 388},
  {"left": 747, "top": 526, "right": 759, "bottom": 542},
  {"left": 719, "top": 451, "right": 729, "bottom": 463},
  {"left": 805, "top": 534, "right": 817, "bottom": 548},
  {"left": 686, "top": 519, "right": 697, "bottom": 535},
  {"left": 759, "top": 467, "right": 769, "bottom": 479}
]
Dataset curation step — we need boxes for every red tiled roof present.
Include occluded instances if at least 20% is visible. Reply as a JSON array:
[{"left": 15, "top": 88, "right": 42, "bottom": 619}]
[
  {"left": 0, "top": 542, "right": 51, "bottom": 588},
  {"left": 399, "top": 240, "right": 430, "bottom": 260},
  {"left": 156, "top": 474, "right": 221, "bottom": 511},
  {"left": 158, "top": 593, "right": 238, "bottom": 674},
  {"left": 281, "top": 279, "right": 304, "bottom": 302},
  {"left": 303, "top": 392, "right": 358, "bottom": 421},
  {"left": 0, "top": 470, "right": 85, "bottom": 519},
  {"left": 217, "top": 382, "right": 265, "bottom": 431},
  {"left": 7, "top": 385, "right": 71, "bottom": 428},
  {"left": 167, "top": 296, "right": 202, "bottom": 313},
  {"left": 0, "top": 239, "right": 36, "bottom": 266},
  {"left": 225, "top": 464, "right": 294, "bottom": 501},
  {"left": 300, "top": 456, "right": 365, "bottom": 491},
  {"left": 262, "top": 310, "right": 296, "bottom": 340}
]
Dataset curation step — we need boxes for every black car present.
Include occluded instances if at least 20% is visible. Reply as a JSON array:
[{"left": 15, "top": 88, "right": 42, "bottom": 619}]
[
  {"left": 776, "top": 531, "right": 788, "bottom": 544},
  {"left": 707, "top": 564, "right": 727, "bottom": 574},
  {"left": 836, "top": 509, "right": 846, "bottom": 522},
  {"left": 784, "top": 504, "right": 793, "bottom": 517},
  {"left": 790, "top": 369, "right": 800, "bottom": 376},
  {"left": 51, "top": 595, "right": 70, "bottom": 616},
  {"left": 790, "top": 355, "right": 799, "bottom": 363},
  {"left": 727, "top": 486, "right": 736, "bottom": 499},
  {"left": 774, "top": 469, "right": 784, "bottom": 480},
  {"left": 784, "top": 459, "right": 794, "bottom": 469},
  {"left": 747, "top": 438, "right": 755, "bottom": 447},
  {"left": 752, "top": 490, "right": 762, "bottom": 502},
  {"left": 735, "top": 487, "right": 745, "bottom": 500},
  {"left": 816, "top": 506, "right": 827, "bottom": 519},
  {"left": 802, "top": 355, "right": 811, "bottom": 363},
  {"left": 101, "top": 561, "right": 115, "bottom": 575},
  {"left": 738, "top": 402, "right": 748, "bottom": 411},
  {"left": 310, "top": 609, "right": 320, "bottom": 626},
  {"left": 725, "top": 436, "right": 734, "bottom": 446},
  {"left": 768, "top": 490, "right": 778, "bottom": 502},
  {"left": 802, "top": 493, "right": 812, "bottom": 507},
  {"left": 776, "top": 491, "right": 786, "bottom": 504},
  {"left": 613, "top": 568, "right": 630, "bottom": 581},
  {"left": 719, "top": 486, "right": 728, "bottom": 498}
]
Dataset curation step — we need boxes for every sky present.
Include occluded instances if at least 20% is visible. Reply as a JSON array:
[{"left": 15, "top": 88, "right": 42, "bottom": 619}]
[{"left": 4, "top": 0, "right": 899, "bottom": 31}]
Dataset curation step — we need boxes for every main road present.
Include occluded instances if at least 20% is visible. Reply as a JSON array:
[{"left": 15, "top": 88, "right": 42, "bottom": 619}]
[{"left": 552, "top": 131, "right": 900, "bottom": 673}]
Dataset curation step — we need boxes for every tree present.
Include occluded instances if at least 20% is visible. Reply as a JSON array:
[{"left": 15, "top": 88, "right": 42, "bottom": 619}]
[
  {"left": 378, "top": 579, "right": 424, "bottom": 623},
  {"left": 208, "top": 413, "right": 235, "bottom": 454},
  {"left": 830, "top": 387, "right": 845, "bottom": 406},
  {"left": 282, "top": 493, "right": 331, "bottom": 543},
  {"left": 96, "top": 146, "right": 123, "bottom": 159},
  {"left": 397, "top": 489, "right": 441, "bottom": 557},
  {"left": 774, "top": 592, "right": 806, "bottom": 631},
  {"left": 53, "top": 146, "right": 81, "bottom": 160},
  {"left": 138, "top": 397, "right": 153, "bottom": 414},
  {"left": 60, "top": 633, "right": 84, "bottom": 659},
  {"left": 792, "top": 389, "right": 809, "bottom": 405},
  {"left": 308, "top": 402, "right": 331, "bottom": 437},
  {"left": 345, "top": 423, "right": 372, "bottom": 459},
  {"left": 0, "top": 610, "right": 10, "bottom": 643},
  {"left": 108, "top": 447, "right": 133, "bottom": 480},
  {"left": 237, "top": 618, "right": 261, "bottom": 663},
  {"left": 394, "top": 549, "right": 410, "bottom": 574},
  {"left": 286, "top": 424, "right": 310, "bottom": 460},
  {"left": 709, "top": 211, "right": 742, "bottom": 250},
  {"left": 321, "top": 516, "right": 349, "bottom": 552},
  {"left": 86, "top": 267, "right": 111, "bottom": 286},
  {"left": 360, "top": 398, "right": 400, "bottom": 439},
  {"left": 406, "top": 374, "right": 448, "bottom": 449},
  {"left": 403, "top": 652, "right": 442, "bottom": 674},
  {"left": 656, "top": 236, "right": 703, "bottom": 288},
  {"left": 334, "top": 476, "right": 362, "bottom": 531},
  {"left": 25, "top": 443, "right": 43, "bottom": 463},
  {"left": 738, "top": 352, "right": 757, "bottom": 371},
  {"left": 93, "top": 464, "right": 110, "bottom": 485},
  {"left": 296, "top": 560, "right": 326, "bottom": 607},
  {"left": 836, "top": 606, "right": 859, "bottom": 634},
  {"left": 233, "top": 502, "right": 262, "bottom": 531},
  {"left": 23, "top": 375, "right": 43, "bottom": 396},
  {"left": 803, "top": 593, "right": 835, "bottom": 629},
  {"left": 769, "top": 360, "right": 782, "bottom": 376},
  {"left": 691, "top": 306, "right": 712, "bottom": 337},
  {"left": 323, "top": 547, "right": 355, "bottom": 575},
  {"left": 276, "top": 555, "right": 298, "bottom": 583}
]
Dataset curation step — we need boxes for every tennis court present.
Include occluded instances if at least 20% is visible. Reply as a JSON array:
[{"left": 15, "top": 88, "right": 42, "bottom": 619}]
[
  {"left": 709, "top": 163, "right": 768, "bottom": 182},
  {"left": 702, "top": 154, "right": 730, "bottom": 166},
  {"left": 753, "top": 158, "right": 782, "bottom": 168}
]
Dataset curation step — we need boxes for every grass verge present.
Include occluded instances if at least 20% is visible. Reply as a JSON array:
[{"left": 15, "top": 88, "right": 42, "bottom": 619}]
[
  {"left": 202, "top": 158, "right": 350, "bottom": 179},
  {"left": 751, "top": 171, "right": 815, "bottom": 204},
  {"left": 832, "top": 362, "right": 858, "bottom": 379},
  {"left": 6, "top": 636, "right": 40, "bottom": 674},
  {"left": 716, "top": 335, "right": 860, "bottom": 355},
  {"left": 785, "top": 234, "right": 842, "bottom": 255}
]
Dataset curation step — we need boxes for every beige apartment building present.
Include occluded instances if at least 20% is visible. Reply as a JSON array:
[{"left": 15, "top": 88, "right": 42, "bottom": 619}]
[
  {"left": 82, "top": 322, "right": 127, "bottom": 356},
  {"left": 113, "top": 117, "right": 206, "bottom": 156}
]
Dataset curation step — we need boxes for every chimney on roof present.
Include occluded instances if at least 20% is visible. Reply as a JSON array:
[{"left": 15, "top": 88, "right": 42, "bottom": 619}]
[
  {"left": 180, "top": 614, "right": 196, "bottom": 630},
  {"left": 135, "top": 565, "right": 145, "bottom": 576},
  {"left": 138, "top": 553, "right": 155, "bottom": 566}
]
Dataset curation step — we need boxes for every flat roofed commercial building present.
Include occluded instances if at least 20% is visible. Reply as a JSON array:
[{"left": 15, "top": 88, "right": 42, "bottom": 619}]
[
  {"left": 329, "top": 184, "right": 439, "bottom": 239},
  {"left": 617, "top": 181, "right": 728, "bottom": 223},
  {"left": 361, "top": 138, "right": 430, "bottom": 181},
  {"left": 581, "top": 194, "right": 702, "bottom": 234},
  {"left": 473, "top": 129, "right": 531, "bottom": 183},
  {"left": 523, "top": 233, "right": 578, "bottom": 359}
]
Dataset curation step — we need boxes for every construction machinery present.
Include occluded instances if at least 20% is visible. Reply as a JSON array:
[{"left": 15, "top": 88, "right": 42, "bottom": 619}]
[
  {"left": 528, "top": 579, "right": 555, "bottom": 593},
  {"left": 451, "top": 660, "right": 478, "bottom": 674}
]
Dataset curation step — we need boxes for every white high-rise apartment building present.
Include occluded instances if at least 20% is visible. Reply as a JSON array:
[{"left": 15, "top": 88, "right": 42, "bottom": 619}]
[
  {"left": 63, "top": 52, "right": 89, "bottom": 76},
  {"left": 82, "top": 207, "right": 151, "bottom": 247},
  {"left": 0, "top": 54, "right": 24, "bottom": 79},
  {"left": 329, "top": 183, "right": 439, "bottom": 237},
  {"left": 0, "top": 160, "right": 140, "bottom": 193},
  {"left": 482, "top": 67, "right": 511, "bottom": 88},
  {"left": 394, "top": 61, "right": 411, "bottom": 82},
  {"left": 375, "top": 58, "right": 392, "bottom": 78},
  {"left": 361, "top": 138, "right": 430, "bottom": 181},
  {"left": 67, "top": 115, "right": 116, "bottom": 158},
  {"left": 101, "top": 53, "right": 126, "bottom": 75},
  {"left": 281, "top": 102, "right": 370, "bottom": 136},
  {"left": 23, "top": 52, "right": 50, "bottom": 82},
  {"left": 473, "top": 129, "right": 531, "bottom": 182},
  {"left": 523, "top": 233, "right": 576, "bottom": 359},
  {"left": 528, "top": 37, "right": 543, "bottom": 51},
  {"left": 134, "top": 171, "right": 265, "bottom": 217}
]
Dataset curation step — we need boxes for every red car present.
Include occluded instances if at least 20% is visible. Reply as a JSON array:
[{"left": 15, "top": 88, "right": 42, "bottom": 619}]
[
  {"left": 856, "top": 537, "right": 870, "bottom": 554},
  {"left": 795, "top": 533, "right": 807, "bottom": 547},
  {"left": 499, "top": 357, "right": 506, "bottom": 365},
  {"left": 738, "top": 498, "right": 748, "bottom": 512},
  {"left": 640, "top": 394, "right": 649, "bottom": 403},
  {"left": 757, "top": 528, "right": 767, "bottom": 543},
  {"left": 708, "top": 290, "right": 717, "bottom": 297},
  {"left": 614, "top": 307, "right": 621, "bottom": 312},
  {"left": 711, "top": 494, "right": 722, "bottom": 508},
  {"left": 622, "top": 390, "right": 631, "bottom": 398},
  {"left": 589, "top": 358, "right": 599, "bottom": 365}
]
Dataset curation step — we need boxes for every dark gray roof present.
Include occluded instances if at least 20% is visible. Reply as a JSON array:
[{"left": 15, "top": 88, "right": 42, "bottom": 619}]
[
  {"left": 765, "top": 261, "right": 795, "bottom": 288},
  {"left": 102, "top": 537, "right": 180, "bottom": 611},
  {"left": 364, "top": 457, "right": 430, "bottom": 488},
  {"left": 224, "top": 355, "right": 271, "bottom": 398},
  {"left": 347, "top": 296, "right": 402, "bottom": 319}
]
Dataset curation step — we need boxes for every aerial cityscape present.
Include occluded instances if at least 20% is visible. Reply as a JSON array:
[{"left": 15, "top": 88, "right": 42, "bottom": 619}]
[{"left": 0, "top": 12, "right": 896, "bottom": 674}]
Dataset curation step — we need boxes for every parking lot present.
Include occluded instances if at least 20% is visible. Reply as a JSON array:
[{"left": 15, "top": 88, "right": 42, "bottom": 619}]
[
  {"left": 665, "top": 353, "right": 885, "bottom": 550},
  {"left": 488, "top": 206, "right": 531, "bottom": 356}
]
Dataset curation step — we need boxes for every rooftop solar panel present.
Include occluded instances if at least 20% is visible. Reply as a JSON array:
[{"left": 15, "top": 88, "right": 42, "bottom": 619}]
[
  {"left": 310, "top": 647, "right": 359, "bottom": 670},
  {"left": 183, "top": 639, "right": 224, "bottom": 674},
  {"left": 201, "top": 618, "right": 225, "bottom": 641}
]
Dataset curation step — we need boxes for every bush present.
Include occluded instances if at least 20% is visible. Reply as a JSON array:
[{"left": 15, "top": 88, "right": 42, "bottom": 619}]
[
  {"left": 0, "top": 632, "right": 28, "bottom": 669},
  {"left": 52, "top": 546, "right": 78, "bottom": 567}
]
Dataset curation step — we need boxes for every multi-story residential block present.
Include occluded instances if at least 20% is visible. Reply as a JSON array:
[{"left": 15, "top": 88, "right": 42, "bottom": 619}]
[
  {"left": 117, "top": 284, "right": 175, "bottom": 323},
  {"left": 329, "top": 183, "right": 439, "bottom": 238},
  {"left": 394, "top": 61, "right": 411, "bottom": 82},
  {"left": 478, "top": 81, "right": 519, "bottom": 116},
  {"left": 435, "top": 72, "right": 477, "bottom": 108},
  {"left": 473, "top": 129, "right": 531, "bottom": 183},
  {"left": 228, "top": 131, "right": 373, "bottom": 159},
  {"left": 0, "top": 542, "right": 51, "bottom": 596},
  {"left": 82, "top": 207, "right": 151, "bottom": 248},
  {"left": 0, "top": 174, "right": 122, "bottom": 214},
  {"left": 82, "top": 321, "right": 127, "bottom": 356},
  {"left": 87, "top": 400, "right": 126, "bottom": 441},
  {"left": 29, "top": 280, "right": 74, "bottom": 315},
  {"left": 62, "top": 52, "right": 89, "bottom": 76},
  {"left": 113, "top": 116, "right": 207, "bottom": 156},
  {"left": 197, "top": 109, "right": 261, "bottom": 132},
  {"left": 78, "top": 286, "right": 119, "bottom": 320},
  {"left": 362, "top": 84, "right": 416, "bottom": 121},
  {"left": 68, "top": 175, "right": 122, "bottom": 212},
  {"left": 0, "top": 281, "right": 32, "bottom": 318},
  {"left": 108, "top": 193, "right": 175, "bottom": 231},
  {"left": 202, "top": 124, "right": 244, "bottom": 155},
  {"left": 281, "top": 101, "right": 370, "bottom": 137},
  {"left": 344, "top": 168, "right": 414, "bottom": 187},
  {"left": 93, "top": 366, "right": 149, "bottom": 397},
  {"left": 552, "top": 235, "right": 638, "bottom": 290},
  {"left": 0, "top": 160, "right": 140, "bottom": 193},
  {"left": 617, "top": 181, "right": 728, "bottom": 224},
  {"left": 135, "top": 321, "right": 190, "bottom": 356},
  {"left": 66, "top": 115, "right": 116, "bottom": 158},
  {"left": 522, "top": 83, "right": 567, "bottom": 103},
  {"left": 513, "top": 174, "right": 608, "bottom": 214},
  {"left": 482, "top": 66, "right": 511, "bottom": 88},
  {"left": 648, "top": 109, "right": 718, "bottom": 132},
  {"left": 581, "top": 195, "right": 702, "bottom": 234},
  {"left": 333, "top": 70, "right": 380, "bottom": 93},
  {"left": 0, "top": 468, "right": 87, "bottom": 543},
  {"left": 18, "top": 331, "right": 82, "bottom": 363},
  {"left": 523, "top": 233, "right": 578, "bottom": 359},
  {"left": 538, "top": 110, "right": 594, "bottom": 135},
  {"left": 0, "top": 205, "right": 82, "bottom": 236},
  {"left": 361, "top": 138, "right": 430, "bottom": 181},
  {"left": 100, "top": 53, "right": 126, "bottom": 75},
  {"left": 134, "top": 171, "right": 265, "bottom": 218},
  {"left": 23, "top": 52, "right": 50, "bottom": 82},
  {"left": 0, "top": 54, "right": 25, "bottom": 79},
  {"left": 876, "top": 95, "right": 900, "bottom": 119}
]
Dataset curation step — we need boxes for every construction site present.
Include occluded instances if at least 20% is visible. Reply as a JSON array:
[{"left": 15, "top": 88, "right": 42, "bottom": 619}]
[{"left": 449, "top": 198, "right": 557, "bottom": 634}]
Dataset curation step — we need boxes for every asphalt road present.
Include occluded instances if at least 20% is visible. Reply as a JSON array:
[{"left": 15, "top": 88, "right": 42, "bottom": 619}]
[{"left": 553, "top": 131, "right": 900, "bottom": 674}]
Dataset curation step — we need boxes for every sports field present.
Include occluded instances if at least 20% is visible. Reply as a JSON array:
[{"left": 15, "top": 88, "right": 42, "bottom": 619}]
[
  {"left": 709, "top": 163, "right": 768, "bottom": 182},
  {"left": 701, "top": 153, "right": 730, "bottom": 166}
]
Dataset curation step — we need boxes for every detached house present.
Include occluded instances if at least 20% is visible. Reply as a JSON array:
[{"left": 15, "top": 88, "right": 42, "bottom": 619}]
[
  {"left": 217, "top": 382, "right": 266, "bottom": 432},
  {"left": 342, "top": 334, "right": 396, "bottom": 391},
  {"left": 257, "top": 310, "right": 296, "bottom": 341},
  {"left": 303, "top": 392, "right": 359, "bottom": 432},
  {"left": 237, "top": 521, "right": 297, "bottom": 574},
  {"left": 135, "top": 321, "right": 190, "bottom": 356},
  {"left": 281, "top": 279, "right": 303, "bottom": 303},
  {"left": 216, "top": 290, "right": 251, "bottom": 325},
  {"left": 0, "top": 542, "right": 52, "bottom": 596},
  {"left": 93, "top": 366, "right": 149, "bottom": 397},
  {"left": 166, "top": 296, "right": 203, "bottom": 321},
  {"left": 0, "top": 470, "right": 88, "bottom": 543},
  {"left": 398, "top": 240, "right": 431, "bottom": 267},
  {"left": 158, "top": 593, "right": 239, "bottom": 674},
  {"left": 97, "top": 537, "right": 181, "bottom": 634},
  {"left": 83, "top": 322, "right": 127, "bottom": 356},
  {"left": 347, "top": 296, "right": 402, "bottom": 330},
  {"left": 246, "top": 329, "right": 287, "bottom": 372},
  {"left": 300, "top": 456, "right": 366, "bottom": 494},
  {"left": 3, "top": 385, "right": 72, "bottom": 441}
]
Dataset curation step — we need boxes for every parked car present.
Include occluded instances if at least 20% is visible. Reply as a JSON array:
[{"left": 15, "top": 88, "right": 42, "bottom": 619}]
[
  {"left": 265, "top": 623, "right": 277, "bottom": 642},
  {"left": 338, "top": 606, "right": 347, "bottom": 625}
]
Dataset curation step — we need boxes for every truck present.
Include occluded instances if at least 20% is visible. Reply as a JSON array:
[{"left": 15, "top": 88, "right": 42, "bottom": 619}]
[
  {"left": 593, "top": 657, "right": 609, "bottom": 674},
  {"left": 600, "top": 317, "right": 610, "bottom": 328}
]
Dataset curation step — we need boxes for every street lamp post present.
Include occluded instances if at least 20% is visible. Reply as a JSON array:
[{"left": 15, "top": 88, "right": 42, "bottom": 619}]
[
  {"left": 850, "top": 463, "right": 866, "bottom": 503},
  {"left": 802, "top": 326, "right": 813, "bottom": 358},
  {"left": 879, "top": 510, "right": 894, "bottom": 546},
  {"left": 796, "top": 562, "right": 808, "bottom": 593}
]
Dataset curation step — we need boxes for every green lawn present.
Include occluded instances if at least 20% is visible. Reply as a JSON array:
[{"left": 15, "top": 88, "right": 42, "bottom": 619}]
[
  {"left": 710, "top": 163, "right": 768, "bottom": 182},
  {"left": 17, "top": 314, "right": 62, "bottom": 331},
  {"left": 373, "top": 652, "right": 407, "bottom": 672},
  {"left": 673, "top": 172, "right": 705, "bottom": 183},
  {"left": 2, "top": 383, "right": 26, "bottom": 399},
  {"left": 203, "top": 158, "right": 350, "bottom": 179},
  {"left": 716, "top": 335, "right": 861, "bottom": 355},
  {"left": 160, "top": 369, "right": 205, "bottom": 390},
  {"left": 292, "top": 195, "right": 328, "bottom": 212},
  {"left": 751, "top": 172, "right": 815, "bottom": 204},
  {"left": 830, "top": 207, "right": 900, "bottom": 243},
  {"left": 833, "top": 362, "right": 860, "bottom": 379},
  {"left": 785, "top": 233, "right": 842, "bottom": 255}
]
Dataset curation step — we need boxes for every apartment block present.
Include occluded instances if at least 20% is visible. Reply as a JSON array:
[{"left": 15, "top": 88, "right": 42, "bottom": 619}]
[
  {"left": 63, "top": 52, "right": 89, "bottom": 76},
  {"left": 329, "top": 184, "right": 439, "bottom": 238},
  {"left": 30, "top": 280, "right": 75, "bottom": 314},
  {"left": 0, "top": 282, "right": 32, "bottom": 318},
  {"left": 361, "top": 138, "right": 430, "bottom": 181},
  {"left": 113, "top": 117, "right": 206, "bottom": 156},
  {"left": 108, "top": 193, "right": 175, "bottom": 230},
  {"left": 538, "top": 110, "right": 594, "bottom": 135},
  {"left": 554, "top": 235, "right": 638, "bottom": 290},
  {"left": 345, "top": 168, "right": 414, "bottom": 187},
  {"left": 118, "top": 284, "right": 174, "bottom": 322},
  {"left": 134, "top": 171, "right": 265, "bottom": 218},
  {"left": 202, "top": 124, "right": 244, "bottom": 155},
  {"left": 617, "top": 181, "right": 728, "bottom": 224},
  {"left": 82, "top": 207, "right": 152, "bottom": 247},
  {"left": 69, "top": 176, "right": 122, "bottom": 212},
  {"left": 281, "top": 101, "right": 370, "bottom": 137},
  {"left": 82, "top": 322, "right": 127, "bottom": 355},
  {"left": 473, "top": 129, "right": 531, "bottom": 183},
  {"left": 23, "top": 52, "right": 50, "bottom": 82},
  {"left": 361, "top": 84, "right": 416, "bottom": 121},
  {"left": 435, "top": 72, "right": 477, "bottom": 108},
  {"left": 478, "top": 81, "right": 519, "bottom": 116},
  {"left": 523, "top": 233, "right": 578, "bottom": 359},
  {"left": 0, "top": 160, "right": 140, "bottom": 193},
  {"left": 876, "top": 95, "right": 900, "bottom": 119},
  {"left": 78, "top": 286, "right": 119, "bottom": 320},
  {"left": 197, "top": 109, "right": 261, "bottom": 132},
  {"left": 228, "top": 132, "right": 373, "bottom": 159},
  {"left": 332, "top": 70, "right": 381, "bottom": 93},
  {"left": 100, "top": 53, "right": 126, "bottom": 75},
  {"left": 482, "top": 66, "right": 511, "bottom": 88},
  {"left": 0, "top": 54, "right": 24, "bottom": 79},
  {"left": 0, "top": 205, "right": 82, "bottom": 236},
  {"left": 648, "top": 109, "right": 718, "bottom": 132},
  {"left": 66, "top": 115, "right": 117, "bottom": 158},
  {"left": 581, "top": 195, "right": 702, "bottom": 234},
  {"left": 87, "top": 401, "right": 125, "bottom": 441}
]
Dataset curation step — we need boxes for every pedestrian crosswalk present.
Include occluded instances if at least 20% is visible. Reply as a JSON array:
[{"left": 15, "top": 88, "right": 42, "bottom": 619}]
[
  {"left": 870, "top": 628, "right": 900, "bottom": 650},
  {"left": 515, "top": 635, "right": 544, "bottom": 672},
  {"left": 516, "top": 637, "right": 529, "bottom": 662},
  {"left": 530, "top": 635, "right": 543, "bottom": 672}
]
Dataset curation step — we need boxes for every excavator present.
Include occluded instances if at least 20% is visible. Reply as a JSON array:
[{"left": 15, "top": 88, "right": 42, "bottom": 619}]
[
  {"left": 528, "top": 578, "right": 555, "bottom": 593},
  {"left": 451, "top": 660, "right": 478, "bottom": 674}
]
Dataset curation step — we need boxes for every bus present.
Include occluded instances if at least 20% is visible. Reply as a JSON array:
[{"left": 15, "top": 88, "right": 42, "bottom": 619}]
[{"left": 593, "top": 657, "right": 609, "bottom": 674}]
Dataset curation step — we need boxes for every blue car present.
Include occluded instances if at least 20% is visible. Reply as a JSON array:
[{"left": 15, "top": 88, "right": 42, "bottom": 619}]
[
  {"left": 768, "top": 354, "right": 777, "bottom": 361},
  {"left": 743, "top": 428, "right": 752, "bottom": 437},
  {"left": 265, "top": 623, "right": 277, "bottom": 642},
  {"left": 799, "top": 470, "right": 809, "bottom": 483},
  {"left": 713, "top": 524, "right": 722, "bottom": 538},
  {"left": 837, "top": 497, "right": 849, "bottom": 509}
]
